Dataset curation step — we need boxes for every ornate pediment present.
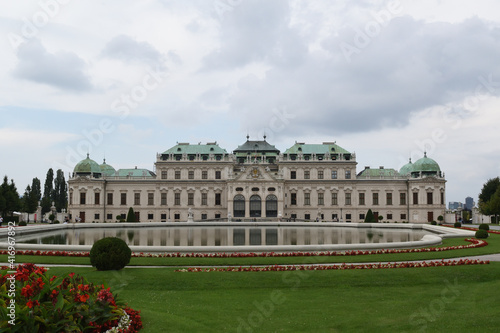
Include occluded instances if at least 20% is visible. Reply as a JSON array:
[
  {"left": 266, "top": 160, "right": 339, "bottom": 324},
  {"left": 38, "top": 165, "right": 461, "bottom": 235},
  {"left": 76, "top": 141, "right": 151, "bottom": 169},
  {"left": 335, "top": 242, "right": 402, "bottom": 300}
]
[{"left": 232, "top": 166, "right": 277, "bottom": 182}]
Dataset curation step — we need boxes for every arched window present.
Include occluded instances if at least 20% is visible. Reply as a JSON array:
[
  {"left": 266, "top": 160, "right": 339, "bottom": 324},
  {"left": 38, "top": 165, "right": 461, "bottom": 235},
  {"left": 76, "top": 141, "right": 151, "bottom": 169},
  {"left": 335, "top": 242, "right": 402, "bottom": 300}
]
[
  {"left": 266, "top": 195, "right": 278, "bottom": 217},
  {"left": 250, "top": 195, "right": 261, "bottom": 217},
  {"left": 233, "top": 195, "right": 245, "bottom": 217}
]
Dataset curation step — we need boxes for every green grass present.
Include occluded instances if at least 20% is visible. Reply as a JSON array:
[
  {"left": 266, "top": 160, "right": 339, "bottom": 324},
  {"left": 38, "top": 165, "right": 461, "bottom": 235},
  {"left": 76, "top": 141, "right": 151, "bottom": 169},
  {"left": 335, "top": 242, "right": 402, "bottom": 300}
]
[
  {"left": 5, "top": 234, "right": 500, "bottom": 332},
  {"left": 3, "top": 234, "right": 500, "bottom": 266},
  {"left": 46, "top": 263, "right": 500, "bottom": 332}
]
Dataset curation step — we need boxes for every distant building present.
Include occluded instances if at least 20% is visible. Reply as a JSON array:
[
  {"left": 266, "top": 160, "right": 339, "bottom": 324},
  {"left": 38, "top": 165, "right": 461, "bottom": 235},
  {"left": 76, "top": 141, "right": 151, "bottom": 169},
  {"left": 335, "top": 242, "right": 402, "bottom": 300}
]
[
  {"left": 448, "top": 202, "right": 463, "bottom": 210},
  {"left": 464, "top": 197, "right": 474, "bottom": 211},
  {"left": 68, "top": 139, "right": 446, "bottom": 223}
]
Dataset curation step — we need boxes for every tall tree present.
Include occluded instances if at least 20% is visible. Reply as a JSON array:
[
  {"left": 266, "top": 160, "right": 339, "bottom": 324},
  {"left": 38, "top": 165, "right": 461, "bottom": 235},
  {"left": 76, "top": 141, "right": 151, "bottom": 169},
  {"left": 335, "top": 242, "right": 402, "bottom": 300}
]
[
  {"left": 0, "top": 176, "right": 21, "bottom": 217},
  {"left": 479, "top": 177, "right": 500, "bottom": 206},
  {"left": 42, "top": 168, "right": 54, "bottom": 214},
  {"left": 54, "top": 169, "right": 68, "bottom": 211},
  {"left": 22, "top": 177, "right": 42, "bottom": 214},
  {"left": 479, "top": 177, "right": 500, "bottom": 217}
]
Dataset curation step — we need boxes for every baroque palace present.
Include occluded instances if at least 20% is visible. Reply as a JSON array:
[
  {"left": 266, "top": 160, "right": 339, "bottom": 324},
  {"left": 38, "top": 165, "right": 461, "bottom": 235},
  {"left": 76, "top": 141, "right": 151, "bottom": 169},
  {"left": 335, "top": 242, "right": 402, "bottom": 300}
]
[{"left": 68, "top": 138, "right": 446, "bottom": 223}]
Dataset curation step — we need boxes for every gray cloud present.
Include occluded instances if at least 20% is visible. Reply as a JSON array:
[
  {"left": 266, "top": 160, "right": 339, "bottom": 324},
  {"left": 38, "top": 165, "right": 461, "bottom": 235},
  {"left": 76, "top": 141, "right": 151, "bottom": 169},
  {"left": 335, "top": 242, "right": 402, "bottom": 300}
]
[
  {"left": 13, "top": 39, "right": 92, "bottom": 91},
  {"left": 101, "top": 34, "right": 166, "bottom": 66},
  {"left": 202, "top": 0, "right": 307, "bottom": 70},
  {"left": 222, "top": 15, "right": 500, "bottom": 137}
]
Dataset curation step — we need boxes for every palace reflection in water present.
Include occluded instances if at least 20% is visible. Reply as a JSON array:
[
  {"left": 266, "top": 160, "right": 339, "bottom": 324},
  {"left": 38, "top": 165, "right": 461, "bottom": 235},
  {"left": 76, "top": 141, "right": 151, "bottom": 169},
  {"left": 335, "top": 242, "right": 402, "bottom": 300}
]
[{"left": 17, "top": 227, "right": 431, "bottom": 247}]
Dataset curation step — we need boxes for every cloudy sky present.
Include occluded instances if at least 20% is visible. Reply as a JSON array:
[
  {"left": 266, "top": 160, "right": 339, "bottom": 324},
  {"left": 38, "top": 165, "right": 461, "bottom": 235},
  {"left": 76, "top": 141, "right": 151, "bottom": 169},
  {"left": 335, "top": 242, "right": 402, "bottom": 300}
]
[{"left": 1, "top": 0, "right": 500, "bottom": 204}]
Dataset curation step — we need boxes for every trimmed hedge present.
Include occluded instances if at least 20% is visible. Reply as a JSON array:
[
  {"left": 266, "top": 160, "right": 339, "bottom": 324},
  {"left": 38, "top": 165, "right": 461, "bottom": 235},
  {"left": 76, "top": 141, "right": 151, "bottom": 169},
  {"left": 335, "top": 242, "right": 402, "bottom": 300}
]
[
  {"left": 475, "top": 229, "right": 489, "bottom": 239},
  {"left": 479, "top": 223, "right": 490, "bottom": 231},
  {"left": 90, "top": 237, "right": 131, "bottom": 271},
  {"left": 454, "top": 222, "right": 462, "bottom": 228}
]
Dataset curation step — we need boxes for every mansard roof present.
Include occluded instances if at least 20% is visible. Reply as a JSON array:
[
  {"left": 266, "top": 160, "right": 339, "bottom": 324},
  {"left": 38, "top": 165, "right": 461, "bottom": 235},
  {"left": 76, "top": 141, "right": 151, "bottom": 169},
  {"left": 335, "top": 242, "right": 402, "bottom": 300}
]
[
  {"left": 283, "top": 142, "right": 350, "bottom": 155},
  {"left": 233, "top": 138, "right": 280, "bottom": 154},
  {"left": 357, "top": 167, "right": 400, "bottom": 178},
  {"left": 162, "top": 142, "right": 227, "bottom": 155}
]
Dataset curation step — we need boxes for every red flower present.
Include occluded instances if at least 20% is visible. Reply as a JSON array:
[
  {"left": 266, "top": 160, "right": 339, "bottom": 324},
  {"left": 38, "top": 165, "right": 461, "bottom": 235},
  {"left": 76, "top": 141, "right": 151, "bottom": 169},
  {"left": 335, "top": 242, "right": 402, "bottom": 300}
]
[{"left": 26, "top": 299, "right": 39, "bottom": 309}]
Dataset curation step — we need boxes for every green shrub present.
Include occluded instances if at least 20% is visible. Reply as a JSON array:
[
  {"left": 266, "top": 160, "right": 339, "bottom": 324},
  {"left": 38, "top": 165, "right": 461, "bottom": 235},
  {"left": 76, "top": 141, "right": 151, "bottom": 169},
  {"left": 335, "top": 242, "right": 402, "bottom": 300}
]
[
  {"left": 475, "top": 229, "right": 489, "bottom": 239},
  {"left": 454, "top": 222, "right": 462, "bottom": 228},
  {"left": 479, "top": 223, "right": 490, "bottom": 231},
  {"left": 90, "top": 237, "right": 131, "bottom": 271},
  {"left": 431, "top": 221, "right": 437, "bottom": 225},
  {"left": 364, "top": 209, "right": 376, "bottom": 223},
  {"left": 18, "top": 221, "right": 27, "bottom": 226},
  {"left": 126, "top": 207, "right": 137, "bottom": 222}
]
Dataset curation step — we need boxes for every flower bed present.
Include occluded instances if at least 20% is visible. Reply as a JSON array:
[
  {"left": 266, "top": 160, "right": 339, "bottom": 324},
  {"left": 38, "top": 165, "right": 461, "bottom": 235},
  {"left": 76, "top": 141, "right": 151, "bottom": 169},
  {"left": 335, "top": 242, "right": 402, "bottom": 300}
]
[
  {"left": 0, "top": 263, "right": 142, "bottom": 332},
  {"left": 175, "top": 259, "right": 490, "bottom": 273},
  {"left": 1, "top": 237, "right": 487, "bottom": 258}
]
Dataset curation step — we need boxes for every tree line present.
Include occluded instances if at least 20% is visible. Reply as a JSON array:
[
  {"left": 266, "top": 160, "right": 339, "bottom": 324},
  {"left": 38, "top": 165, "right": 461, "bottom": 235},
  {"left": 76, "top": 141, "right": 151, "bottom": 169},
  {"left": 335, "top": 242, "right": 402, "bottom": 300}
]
[{"left": 0, "top": 168, "right": 68, "bottom": 218}]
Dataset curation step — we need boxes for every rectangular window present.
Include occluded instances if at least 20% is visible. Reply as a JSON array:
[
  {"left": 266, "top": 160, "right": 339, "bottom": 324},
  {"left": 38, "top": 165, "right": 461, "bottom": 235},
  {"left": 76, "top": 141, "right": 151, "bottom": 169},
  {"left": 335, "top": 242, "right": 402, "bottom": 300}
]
[
  {"left": 305, "top": 214, "right": 311, "bottom": 220},
  {"left": 148, "top": 193, "right": 154, "bottom": 205},
  {"left": 304, "top": 170, "right": 310, "bottom": 179},
  {"left": 215, "top": 171, "right": 221, "bottom": 179},
  {"left": 345, "top": 193, "right": 351, "bottom": 205},
  {"left": 69, "top": 193, "right": 73, "bottom": 205},
  {"left": 94, "top": 192, "right": 100, "bottom": 205},
  {"left": 174, "top": 213, "right": 180, "bottom": 221},
  {"left": 148, "top": 213, "right": 154, "bottom": 220},
  {"left": 201, "top": 214, "right": 207, "bottom": 220},
  {"left": 106, "top": 213, "right": 112, "bottom": 220},
  {"left": 400, "top": 213, "right": 407, "bottom": 220},
  {"left": 188, "top": 170, "right": 194, "bottom": 179},
  {"left": 441, "top": 192, "right": 444, "bottom": 205},
  {"left": 346, "top": 214, "right": 351, "bottom": 221},
  {"left": 359, "top": 213, "right": 365, "bottom": 220},
  {"left": 413, "top": 192, "right": 419, "bottom": 205},
  {"left": 359, "top": 193, "right": 365, "bottom": 205},
  {"left": 121, "top": 193, "right": 126, "bottom": 205},
  {"left": 291, "top": 193, "right": 297, "bottom": 205},
  {"left": 175, "top": 193, "right": 181, "bottom": 206},
  {"left": 318, "top": 170, "right": 324, "bottom": 179},
  {"left": 201, "top": 193, "right": 207, "bottom": 205},
  {"left": 291, "top": 171, "right": 296, "bottom": 179},
  {"left": 345, "top": 170, "right": 351, "bottom": 179},
  {"left": 387, "top": 214, "right": 393, "bottom": 220},
  {"left": 94, "top": 213, "right": 99, "bottom": 220},
  {"left": 161, "top": 193, "right": 167, "bottom": 206},
  {"left": 332, "top": 193, "right": 338, "bottom": 205},
  {"left": 107, "top": 193, "right": 113, "bottom": 205},
  {"left": 318, "top": 193, "right": 324, "bottom": 205},
  {"left": 427, "top": 192, "right": 433, "bottom": 205},
  {"left": 175, "top": 170, "right": 181, "bottom": 179},
  {"left": 400, "top": 193, "right": 406, "bottom": 205},
  {"left": 134, "top": 193, "right": 140, "bottom": 206},
  {"left": 161, "top": 213, "right": 167, "bottom": 220},
  {"left": 332, "top": 213, "right": 338, "bottom": 221},
  {"left": 304, "top": 193, "right": 310, "bottom": 205},
  {"left": 215, "top": 193, "right": 221, "bottom": 205},
  {"left": 373, "top": 193, "right": 379, "bottom": 205},
  {"left": 386, "top": 193, "right": 393, "bottom": 205},
  {"left": 202, "top": 170, "right": 208, "bottom": 179},
  {"left": 80, "top": 193, "right": 86, "bottom": 205},
  {"left": 331, "top": 170, "right": 337, "bottom": 179},
  {"left": 161, "top": 170, "right": 167, "bottom": 179}
]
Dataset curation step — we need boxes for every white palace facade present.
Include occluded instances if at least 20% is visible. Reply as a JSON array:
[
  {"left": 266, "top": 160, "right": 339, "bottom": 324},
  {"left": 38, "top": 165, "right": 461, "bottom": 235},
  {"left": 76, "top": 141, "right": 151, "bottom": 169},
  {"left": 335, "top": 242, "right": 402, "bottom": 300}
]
[{"left": 67, "top": 138, "right": 446, "bottom": 223}]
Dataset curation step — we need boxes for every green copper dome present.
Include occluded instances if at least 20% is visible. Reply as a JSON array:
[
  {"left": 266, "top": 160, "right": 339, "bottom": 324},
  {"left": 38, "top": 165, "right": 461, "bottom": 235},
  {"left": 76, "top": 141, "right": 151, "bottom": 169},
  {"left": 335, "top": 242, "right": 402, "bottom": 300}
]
[
  {"left": 100, "top": 159, "right": 116, "bottom": 176},
  {"left": 412, "top": 153, "right": 441, "bottom": 173},
  {"left": 399, "top": 158, "right": 413, "bottom": 176},
  {"left": 74, "top": 154, "right": 102, "bottom": 176}
]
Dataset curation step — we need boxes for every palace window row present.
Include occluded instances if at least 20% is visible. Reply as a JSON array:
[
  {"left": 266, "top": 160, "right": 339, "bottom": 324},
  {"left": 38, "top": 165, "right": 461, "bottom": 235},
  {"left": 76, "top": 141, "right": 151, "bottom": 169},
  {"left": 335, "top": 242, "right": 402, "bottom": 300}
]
[{"left": 160, "top": 169, "right": 223, "bottom": 180}]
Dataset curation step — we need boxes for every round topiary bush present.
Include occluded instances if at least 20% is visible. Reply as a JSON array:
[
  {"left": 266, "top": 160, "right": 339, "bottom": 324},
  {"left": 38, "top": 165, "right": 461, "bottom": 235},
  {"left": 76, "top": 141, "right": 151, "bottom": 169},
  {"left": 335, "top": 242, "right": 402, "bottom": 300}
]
[
  {"left": 90, "top": 237, "right": 131, "bottom": 271},
  {"left": 18, "top": 221, "right": 27, "bottom": 226},
  {"left": 454, "top": 222, "right": 462, "bottom": 228},
  {"left": 430, "top": 221, "right": 437, "bottom": 225},
  {"left": 479, "top": 223, "right": 490, "bottom": 231},
  {"left": 475, "top": 229, "right": 489, "bottom": 239}
]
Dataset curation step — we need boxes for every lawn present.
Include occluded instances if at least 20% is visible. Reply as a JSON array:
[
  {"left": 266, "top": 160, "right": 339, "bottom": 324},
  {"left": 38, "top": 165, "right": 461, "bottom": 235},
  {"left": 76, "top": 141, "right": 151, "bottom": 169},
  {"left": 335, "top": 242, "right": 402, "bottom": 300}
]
[
  {"left": 4, "top": 232, "right": 500, "bottom": 332},
  {"left": 46, "top": 263, "right": 500, "bottom": 332}
]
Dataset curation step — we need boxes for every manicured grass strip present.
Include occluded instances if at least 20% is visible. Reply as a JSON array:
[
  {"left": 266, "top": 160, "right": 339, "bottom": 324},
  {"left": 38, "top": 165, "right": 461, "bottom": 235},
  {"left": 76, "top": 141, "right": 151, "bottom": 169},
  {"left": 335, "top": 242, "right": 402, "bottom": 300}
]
[{"left": 45, "top": 263, "right": 500, "bottom": 333}]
